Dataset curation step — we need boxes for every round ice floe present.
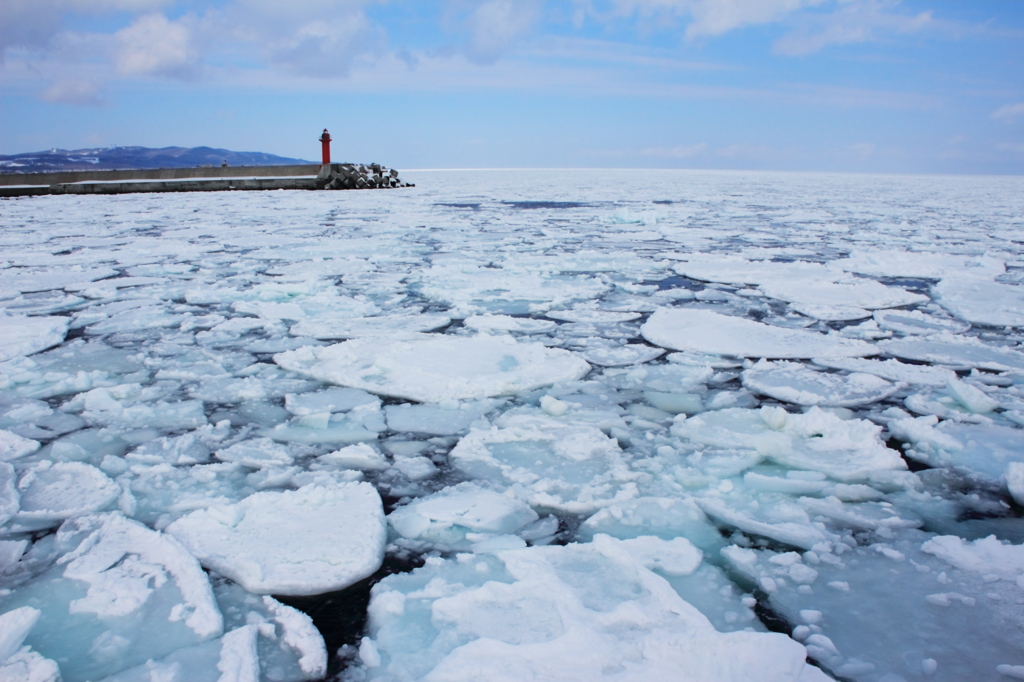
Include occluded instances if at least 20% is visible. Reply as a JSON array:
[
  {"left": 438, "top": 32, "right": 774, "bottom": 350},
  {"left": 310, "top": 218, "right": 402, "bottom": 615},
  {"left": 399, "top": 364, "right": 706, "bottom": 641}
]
[
  {"left": 672, "top": 257, "right": 834, "bottom": 285},
  {"left": 789, "top": 304, "right": 872, "bottom": 321},
  {"left": 742, "top": 361, "right": 898, "bottom": 407},
  {"left": 812, "top": 357, "right": 956, "bottom": 388},
  {"left": 10, "top": 462, "right": 119, "bottom": 532},
  {"left": 878, "top": 333, "right": 1024, "bottom": 371},
  {"left": 0, "top": 429, "right": 40, "bottom": 462},
  {"left": 388, "top": 482, "right": 539, "bottom": 551},
  {"left": 356, "top": 535, "right": 822, "bottom": 682},
  {"left": 463, "top": 315, "right": 557, "bottom": 334},
  {"left": 759, "top": 279, "right": 928, "bottom": 310},
  {"left": 581, "top": 343, "right": 665, "bottom": 367},
  {"left": 166, "top": 481, "right": 386, "bottom": 596},
  {"left": 450, "top": 414, "right": 634, "bottom": 514},
  {"left": 837, "top": 250, "right": 1005, "bottom": 279},
  {"left": 932, "top": 277, "right": 1024, "bottom": 327},
  {"left": 0, "top": 314, "right": 69, "bottom": 362},
  {"left": 289, "top": 313, "right": 451, "bottom": 340},
  {"left": 672, "top": 406, "right": 906, "bottom": 481},
  {"left": 0, "top": 463, "right": 19, "bottom": 526},
  {"left": 274, "top": 334, "right": 591, "bottom": 403},
  {"left": 873, "top": 309, "right": 970, "bottom": 335},
  {"left": 214, "top": 437, "right": 294, "bottom": 469},
  {"left": 641, "top": 308, "right": 875, "bottom": 359},
  {"left": 545, "top": 309, "right": 641, "bottom": 324}
]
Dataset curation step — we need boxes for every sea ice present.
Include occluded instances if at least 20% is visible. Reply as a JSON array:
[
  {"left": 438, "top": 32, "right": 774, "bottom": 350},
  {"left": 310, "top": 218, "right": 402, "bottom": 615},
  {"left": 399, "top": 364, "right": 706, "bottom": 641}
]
[
  {"left": 672, "top": 256, "right": 835, "bottom": 285},
  {"left": 387, "top": 482, "right": 540, "bottom": 551},
  {"left": 0, "top": 314, "right": 69, "bottom": 363},
  {"left": 290, "top": 313, "right": 451, "bottom": 340},
  {"left": 449, "top": 413, "right": 636, "bottom": 513},
  {"left": 166, "top": 481, "right": 386, "bottom": 596},
  {"left": 933, "top": 277, "right": 1024, "bottom": 327},
  {"left": 878, "top": 334, "right": 1024, "bottom": 371},
  {"left": 5, "top": 461, "right": 119, "bottom": 533},
  {"left": 742, "top": 361, "right": 898, "bottom": 407},
  {"left": 641, "top": 308, "right": 875, "bottom": 359},
  {"left": 759, "top": 279, "right": 928, "bottom": 311},
  {"left": 354, "top": 535, "right": 825, "bottom": 681},
  {"left": 274, "top": 334, "right": 591, "bottom": 403},
  {"left": 0, "top": 512, "right": 222, "bottom": 682},
  {"left": 672, "top": 406, "right": 906, "bottom": 482},
  {"left": 873, "top": 309, "right": 970, "bottom": 335}
]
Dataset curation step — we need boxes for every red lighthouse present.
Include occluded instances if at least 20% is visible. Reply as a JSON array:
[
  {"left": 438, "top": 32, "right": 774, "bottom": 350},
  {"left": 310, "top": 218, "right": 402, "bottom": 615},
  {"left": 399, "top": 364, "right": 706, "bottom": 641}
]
[{"left": 319, "top": 129, "right": 332, "bottom": 165}]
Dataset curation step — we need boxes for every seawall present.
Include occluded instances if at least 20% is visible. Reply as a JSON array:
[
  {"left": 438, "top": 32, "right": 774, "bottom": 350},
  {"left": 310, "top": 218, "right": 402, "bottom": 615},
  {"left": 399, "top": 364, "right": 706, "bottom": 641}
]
[{"left": 0, "top": 163, "right": 412, "bottom": 198}]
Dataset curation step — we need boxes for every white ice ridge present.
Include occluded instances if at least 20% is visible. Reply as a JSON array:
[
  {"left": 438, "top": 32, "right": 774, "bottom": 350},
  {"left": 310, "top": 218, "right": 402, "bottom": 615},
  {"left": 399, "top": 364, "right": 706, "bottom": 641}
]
[
  {"left": 274, "top": 333, "right": 591, "bottom": 402},
  {"left": 166, "top": 481, "right": 386, "bottom": 595},
  {"left": 641, "top": 308, "right": 876, "bottom": 359},
  {"left": 357, "top": 535, "right": 827, "bottom": 682},
  {"left": 0, "top": 313, "right": 69, "bottom": 362}
]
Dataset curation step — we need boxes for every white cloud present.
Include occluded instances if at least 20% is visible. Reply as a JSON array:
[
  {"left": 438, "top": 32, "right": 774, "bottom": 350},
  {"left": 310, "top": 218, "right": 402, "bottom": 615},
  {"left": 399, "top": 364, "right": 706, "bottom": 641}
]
[
  {"left": 993, "top": 103, "right": 1024, "bottom": 121},
  {"left": 40, "top": 79, "right": 105, "bottom": 105},
  {"left": 0, "top": 0, "right": 171, "bottom": 55},
  {"left": 464, "top": 0, "right": 541, "bottom": 64},
  {"left": 115, "top": 13, "right": 198, "bottom": 77},
  {"left": 773, "top": 0, "right": 931, "bottom": 56},
  {"left": 684, "top": 0, "right": 825, "bottom": 39},
  {"left": 641, "top": 143, "right": 707, "bottom": 157}
]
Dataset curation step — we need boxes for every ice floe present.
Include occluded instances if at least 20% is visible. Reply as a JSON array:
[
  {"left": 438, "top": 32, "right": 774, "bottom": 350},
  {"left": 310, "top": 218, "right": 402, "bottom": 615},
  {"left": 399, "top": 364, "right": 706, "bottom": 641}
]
[
  {"left": 0, "top": 314, "right": 69, "bottom": 363},
  {"left": 641, "top": 308, "right": 876, "bottom": 359},
  {"left": 742, "top": 361, "right": 899, "bottom": 407},
  {"left": 933, "top": 277, "right": 1024, "bottom": 327},
  {"left": 275, "top": 334, "right": 591, "bottom": 402},
  {"left": 166, "top": 481, "right": 386, "bottom": 595},
  {"left": 355, "top": 535, "right": 826, "bottom": 681}
]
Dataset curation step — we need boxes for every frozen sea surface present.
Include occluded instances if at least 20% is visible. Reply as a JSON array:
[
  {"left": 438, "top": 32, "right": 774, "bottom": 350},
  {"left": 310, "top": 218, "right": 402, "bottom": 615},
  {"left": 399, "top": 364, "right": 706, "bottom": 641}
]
[{"left": 1, "top": 169, "right": 1024, "bottom": 681}]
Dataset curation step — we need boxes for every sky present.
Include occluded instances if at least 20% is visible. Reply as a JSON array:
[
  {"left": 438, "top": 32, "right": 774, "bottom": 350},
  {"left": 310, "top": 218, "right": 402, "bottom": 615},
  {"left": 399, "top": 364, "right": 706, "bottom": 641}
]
[{"left": 1, "top": 0, "right": 1022, "bottom": 174}]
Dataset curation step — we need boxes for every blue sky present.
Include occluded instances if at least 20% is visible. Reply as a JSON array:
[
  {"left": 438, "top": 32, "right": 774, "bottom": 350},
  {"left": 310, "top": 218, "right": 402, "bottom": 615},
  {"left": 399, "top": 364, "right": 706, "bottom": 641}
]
[{"left": 1, "top": 0, "right": 1022, "bottom": 174}]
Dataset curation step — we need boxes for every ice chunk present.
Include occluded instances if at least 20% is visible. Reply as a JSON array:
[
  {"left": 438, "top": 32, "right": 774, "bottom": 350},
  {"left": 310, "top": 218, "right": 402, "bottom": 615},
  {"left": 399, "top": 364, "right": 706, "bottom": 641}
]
[
  {"left": 578, "top": 497, "right": 725, "bottom": 553},
  {"left": 0, "top": 607, "right": 59, "bottom": 682},
  {"left": 0, "top": 606, "right": 40, "bottom": 663},
  {"left": 388, "top": 482, "right": 539, "bottom": 551},
  {"left": 1008, "top": 462, "right": 1024, "bottom": 507},
  {"left": 789, "top": 304, "right": 871, "bottom": 321},
  {"left": 641, "top": 308, "right": 875, "bottom": 359},
  {"left": 812, "top": 356, "right": 956, "bottom": 387},
  {"left": 1, "top": 512, "right": 222, "bottom": 682},
  {"left": 0, "top": 430, "right": 39, "bottom": 462},
  {"left": 290, "top": 313, "right": 451, "bottom": 339},
  {"left": 921, "top": 534, "right": 1024, "bottom": 579},
  {"left": 214, "top": 438, "right": 294, "bottom": 469},
  {"left": 742, "top": 361, "right": 898, "bottom": 407},
  {"left": 545, "top": 309, "right": 641, "bottom": 324},
  {"left": 760, "top": 279, "right": 927, "bottom": 310},
  {"left": 450, "top": 414, "right": 635, "bottom": 513},
  {"left": 274, "top": 334, "right": 591, "bottom": 403},
  {"left": 356, "top": 535, "right": 820, "bottom": 681},
  {"left": 837, "top": 250, "right": 1004, "bottom": 279},
  {"left": 892, "top": 418, "right": 1024, "bottom": 482},
  {"left": 385, "top": 399, "right": 503, "bottom": 435},
  {"left": 318, "top": 443, "right": 389, "bottom": 471},
  {"left": 933, "top": 277, "right": 1024, "bottom": 327},
  {"left": 463, "top": 315, "right": 556, "bottom": 334},
  {"left": 580, "top": 343, "right": 665, "bottom": 367},
  {"left": 673, "top": 407, "right": 906, "bottom": 481},
  {"left": 878, "top": 333, "right": 1024, "bottom": 371},
  {"left": 284, "top": 387, "right": 378, "bottom": 415},
  {"left": 0, "top": 314, "right": 69, "bottom": 362},
  {"left": 873, "top": 309, "right": 970, "bottom": 335},
  {"left": 166, "top": 481, "right": 385, "bottom": 596},
  {"left": 97, "top": 625, "right": 260, "bottom": 682},
  {"left": 673, "top": 256, "right": 834, "bottom": 285},
  {"left": 5, "top": 462, "right": 119, "bottom": 533},
  {"left": 124, "top": 462, "right": 255, "bottom": 526},
  {"left": 724, "top": 529, "right": 1024, "bottom": 681}
]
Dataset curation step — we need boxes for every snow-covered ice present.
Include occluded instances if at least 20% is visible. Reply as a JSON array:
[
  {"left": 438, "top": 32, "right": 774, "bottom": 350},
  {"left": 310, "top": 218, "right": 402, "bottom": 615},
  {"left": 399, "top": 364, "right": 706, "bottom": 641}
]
[{"left": 1, "top": 169, "right": 1023, "bottom": 681}]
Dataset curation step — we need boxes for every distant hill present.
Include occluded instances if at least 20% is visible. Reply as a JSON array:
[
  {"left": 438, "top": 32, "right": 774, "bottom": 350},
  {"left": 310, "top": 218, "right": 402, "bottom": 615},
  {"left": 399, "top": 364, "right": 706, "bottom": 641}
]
[{"left": 0, "top": 146, "right": 314, "bottom": 173}]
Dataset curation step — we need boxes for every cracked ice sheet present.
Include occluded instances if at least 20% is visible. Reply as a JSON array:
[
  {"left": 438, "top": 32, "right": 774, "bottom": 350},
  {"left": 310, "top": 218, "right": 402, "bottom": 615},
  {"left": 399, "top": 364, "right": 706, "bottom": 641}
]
[{"left": 355, "top": 535, "right": 827, "bottom": 682}]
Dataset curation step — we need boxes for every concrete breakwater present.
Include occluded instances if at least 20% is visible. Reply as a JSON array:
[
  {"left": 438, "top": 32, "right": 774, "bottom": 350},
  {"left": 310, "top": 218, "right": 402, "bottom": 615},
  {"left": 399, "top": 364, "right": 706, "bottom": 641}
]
[{"left": 0, "top": 162, "right": 413, "bottom": 198}]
